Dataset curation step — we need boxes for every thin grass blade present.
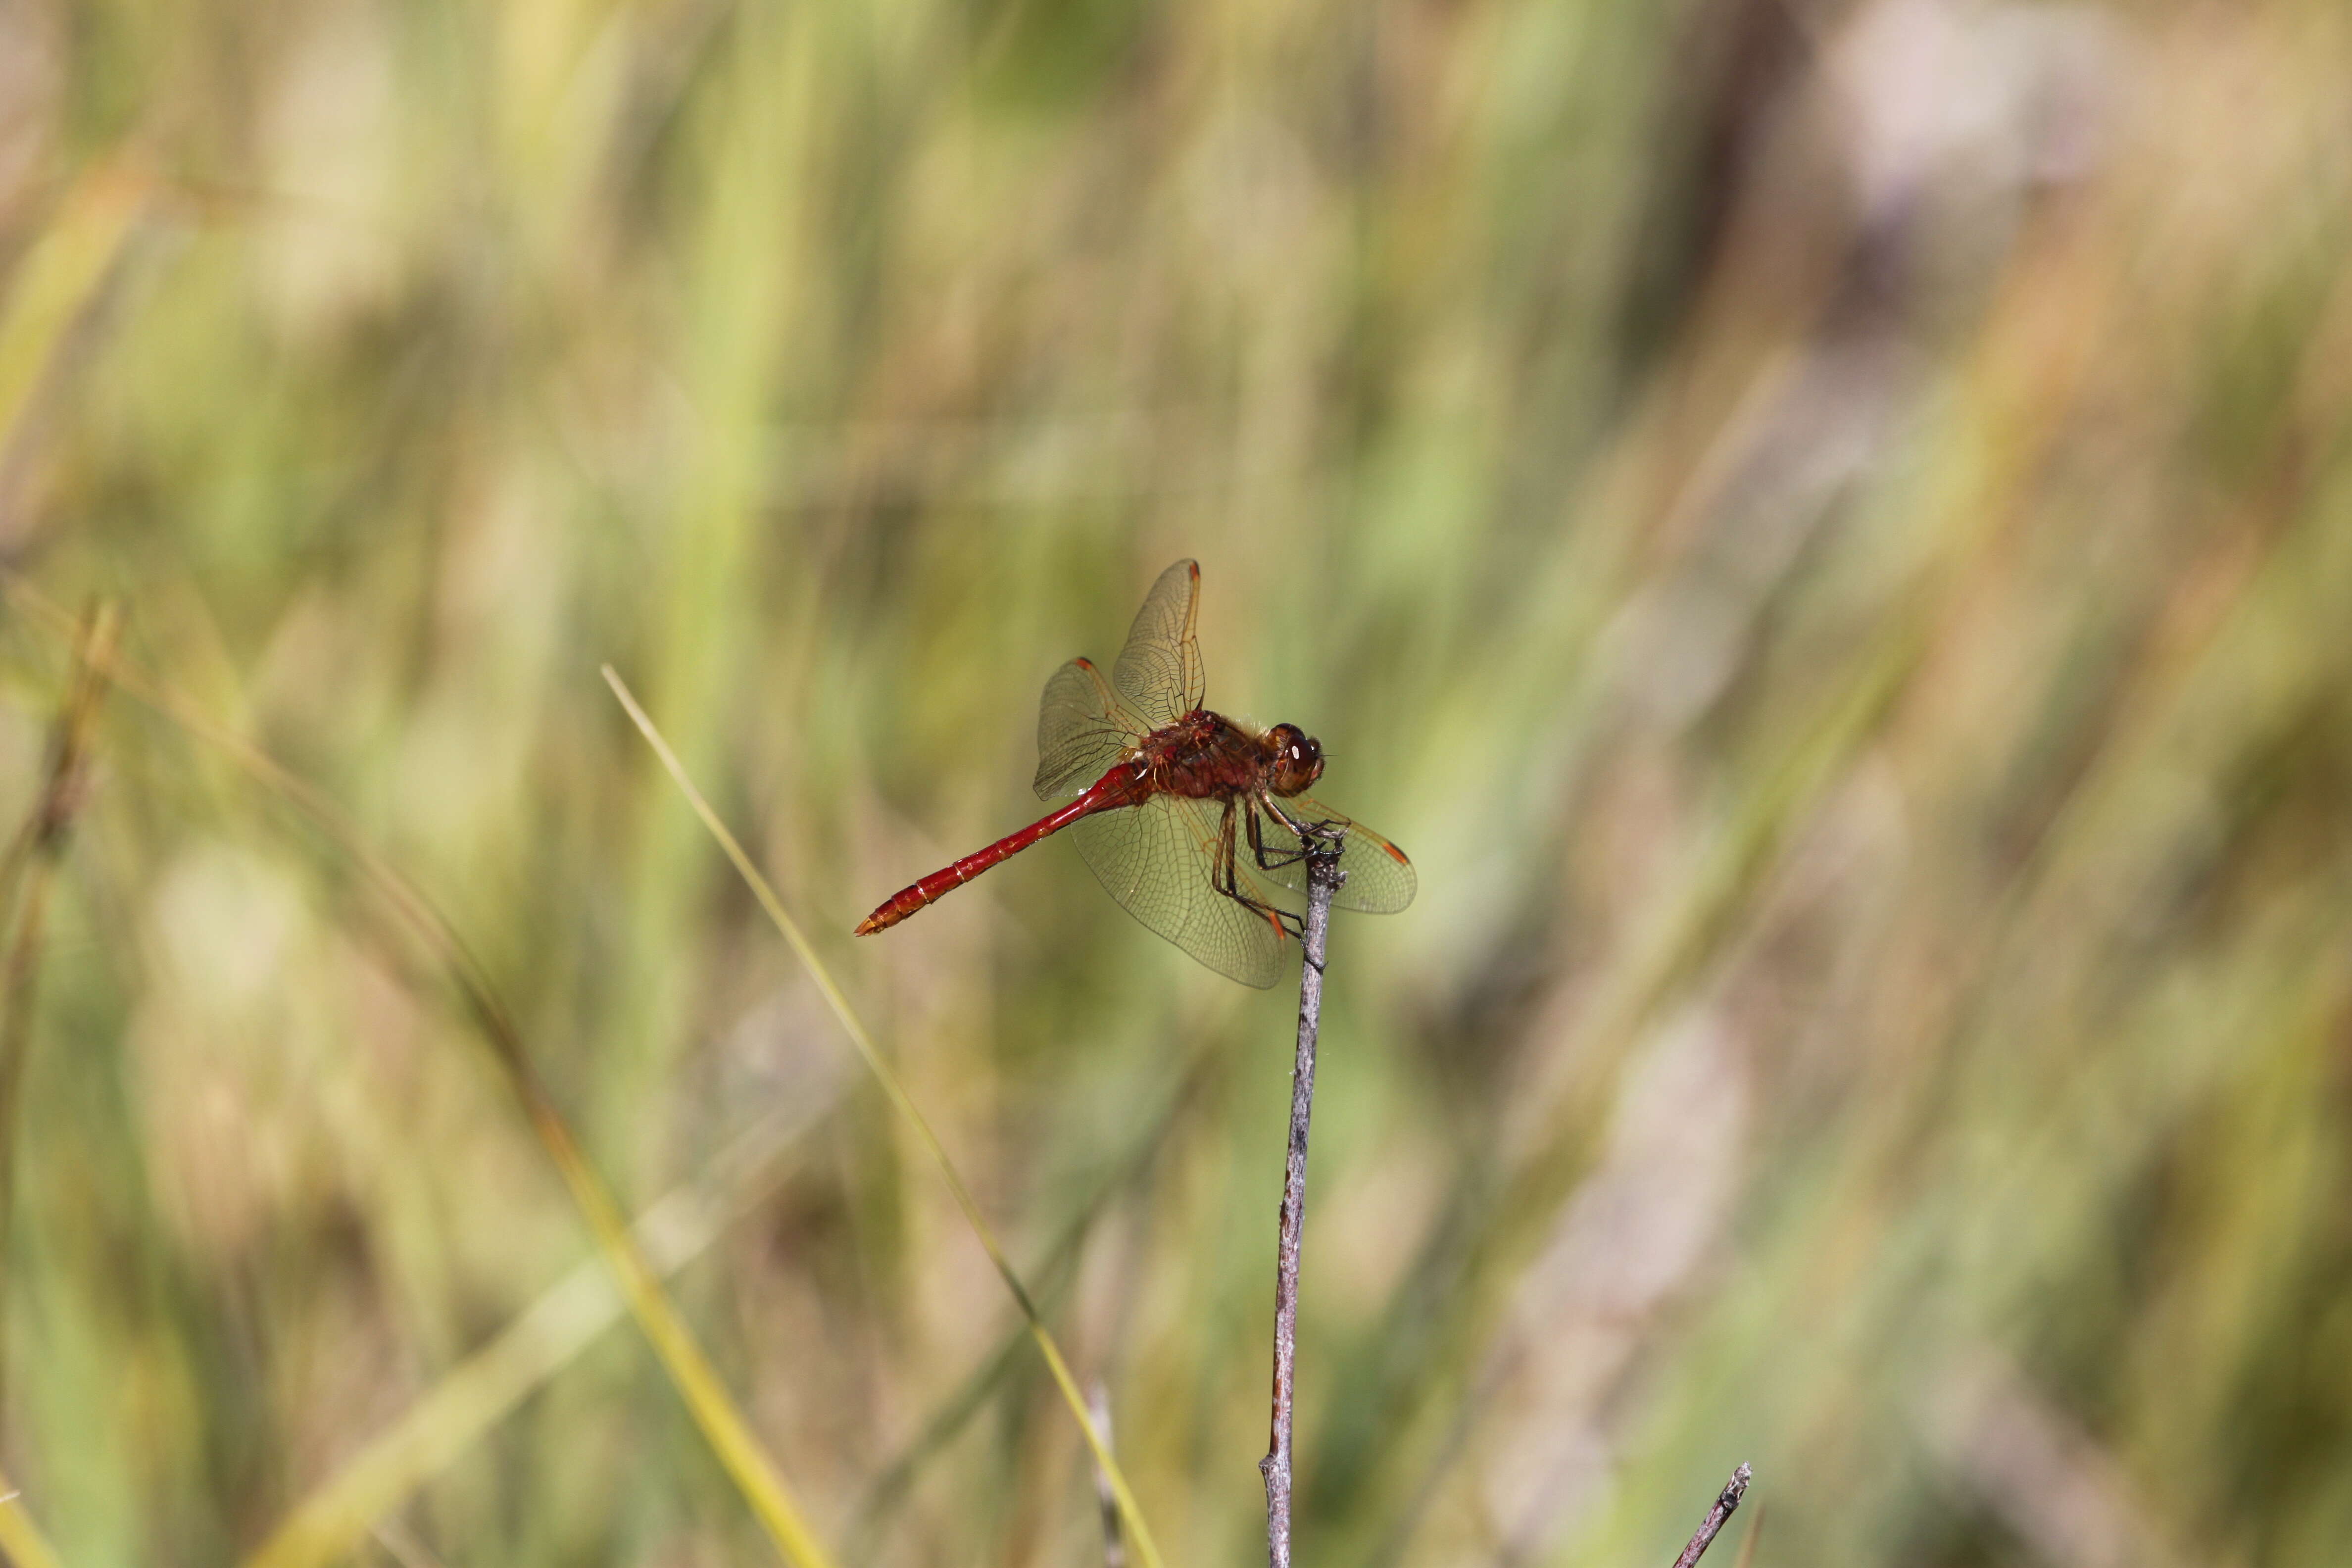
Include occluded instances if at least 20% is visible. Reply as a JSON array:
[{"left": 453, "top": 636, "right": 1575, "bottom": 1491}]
[{"left": 0, "top": 1461, "right": 65, "bottom": 1568}]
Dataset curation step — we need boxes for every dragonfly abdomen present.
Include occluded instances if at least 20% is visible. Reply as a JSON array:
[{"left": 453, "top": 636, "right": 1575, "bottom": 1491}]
[{"left": 853, "top": 772, "right": 1146, "bottom": 935}]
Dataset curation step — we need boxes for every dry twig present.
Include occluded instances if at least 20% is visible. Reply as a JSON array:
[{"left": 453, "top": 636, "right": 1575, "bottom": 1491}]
[
  {"left": 1672, "top": 1464, "right": 1753, "bottom": 1568},
  {"left": 1089, "top": 1379, "right": 1125, "bottom": 1568},
  {"left": 1260, "top": 828, "right": 1345, "bottom": 1568}
]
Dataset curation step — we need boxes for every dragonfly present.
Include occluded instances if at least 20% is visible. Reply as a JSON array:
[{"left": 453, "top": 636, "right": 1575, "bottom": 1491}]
[{"left": 855, "top": 560, "right": 1416, "bottom": 986}]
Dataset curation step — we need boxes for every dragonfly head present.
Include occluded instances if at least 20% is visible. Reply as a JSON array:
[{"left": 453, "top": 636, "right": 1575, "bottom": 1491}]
[{"left": 1266, "top": 724, "right": 1324, "bottom": 796}]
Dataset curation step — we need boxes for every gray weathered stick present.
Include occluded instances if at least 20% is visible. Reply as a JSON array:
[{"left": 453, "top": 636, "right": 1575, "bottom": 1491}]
[
  {"left": 1260, "top": 829, "right": 1345, "bottom": 1568},
  {"left": 1672, "top": 1464, "right": 1753, "bottom": 1568}
]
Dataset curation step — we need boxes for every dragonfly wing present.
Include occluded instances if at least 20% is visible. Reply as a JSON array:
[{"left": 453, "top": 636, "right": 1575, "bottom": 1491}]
[
  {"left": 1035, "top": 657, "right": 1141, "bottom": 800},
  {"left": 1070, "top": 795, "right": 1287, "bottom": 987},
  {"left": 1250, "top": 796, "right": 1418, "bottom": 915},
  {"left": 1112, "top": 560, "right": 1207, "bottom": 730}
]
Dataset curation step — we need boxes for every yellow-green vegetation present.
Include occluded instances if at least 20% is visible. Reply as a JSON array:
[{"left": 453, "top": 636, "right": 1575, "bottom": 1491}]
[{"left": 0, "top": 0, "right": 2347, "bottom": 1565}]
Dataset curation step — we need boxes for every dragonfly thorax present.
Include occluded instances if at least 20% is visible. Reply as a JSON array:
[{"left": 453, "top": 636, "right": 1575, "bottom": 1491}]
[{"left": 1139, "top": 711, "right": 1325, "bottom": 802}]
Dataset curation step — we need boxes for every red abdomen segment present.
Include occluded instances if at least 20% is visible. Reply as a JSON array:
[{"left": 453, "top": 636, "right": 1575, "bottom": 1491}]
[{"left": 855, "top": 775, "right": 1139, "bottom": 935}]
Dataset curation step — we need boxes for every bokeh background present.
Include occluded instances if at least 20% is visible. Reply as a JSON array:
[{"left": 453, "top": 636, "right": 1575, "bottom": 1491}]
[{"left": 0, "top": 0, "right": 2348, "bottom": 1563}]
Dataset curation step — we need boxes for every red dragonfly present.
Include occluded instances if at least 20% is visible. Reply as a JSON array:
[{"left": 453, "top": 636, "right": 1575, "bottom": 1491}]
[{"left": 856, "top": 560, "right": 1415, "bottom": 986}]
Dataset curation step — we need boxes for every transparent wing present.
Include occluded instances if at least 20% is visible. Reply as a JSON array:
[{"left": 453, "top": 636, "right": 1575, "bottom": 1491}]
[
  {"left": 1249, "top": 796, "right": 1418, "bottom": 915},
  {"left": 1069, "top": 795, "right": 1287, "bottom": 987},
  {"left": 1035, "top": 657, "right": 1143, "bottom": 800},
  {"left": 1112, "top": 560, "right": 1206, "bottom": 731}
]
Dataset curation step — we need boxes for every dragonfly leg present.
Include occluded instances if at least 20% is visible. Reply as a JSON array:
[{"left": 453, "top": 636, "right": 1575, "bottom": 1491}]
[
  {"left": 1222, "top": 799, "right": 1304, "bottom": 940},
  {"left": 1254, "top": 796, "right": 1345, "bottom": 873},
  {"left": 1246, "top": 801, "right": 1297, "bottom": 873}
]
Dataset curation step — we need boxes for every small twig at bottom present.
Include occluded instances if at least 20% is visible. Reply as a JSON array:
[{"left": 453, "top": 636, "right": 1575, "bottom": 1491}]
[
  {"left": 1672, "top": 1464, "right": 1754, "bottom": 1568},
  {"left": 1260, "top": 828, "right": 1346, "bottom": 1568},
  {"left": 1089, "top": 1379, "right": 1126, "bottom": 1568}
]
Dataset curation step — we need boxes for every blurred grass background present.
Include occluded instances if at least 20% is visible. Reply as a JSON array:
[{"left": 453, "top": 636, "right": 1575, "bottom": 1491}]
[{"left": 0, "top": 0, "right": 2347, "bottom": 1562}]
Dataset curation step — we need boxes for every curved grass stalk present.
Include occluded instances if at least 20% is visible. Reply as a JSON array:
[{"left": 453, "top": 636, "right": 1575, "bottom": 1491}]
[
  {"left": 602, "top": 666, "right": 1168, "bottom": 1568},
  {"left": 0, "top": 576, "right": 836, "bottom": 1568}
]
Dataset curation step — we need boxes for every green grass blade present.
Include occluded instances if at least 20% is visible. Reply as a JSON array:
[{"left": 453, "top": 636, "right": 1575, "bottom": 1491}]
[{"left": 0, "top": 1462, "right": 65, "bottom": 1568}]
